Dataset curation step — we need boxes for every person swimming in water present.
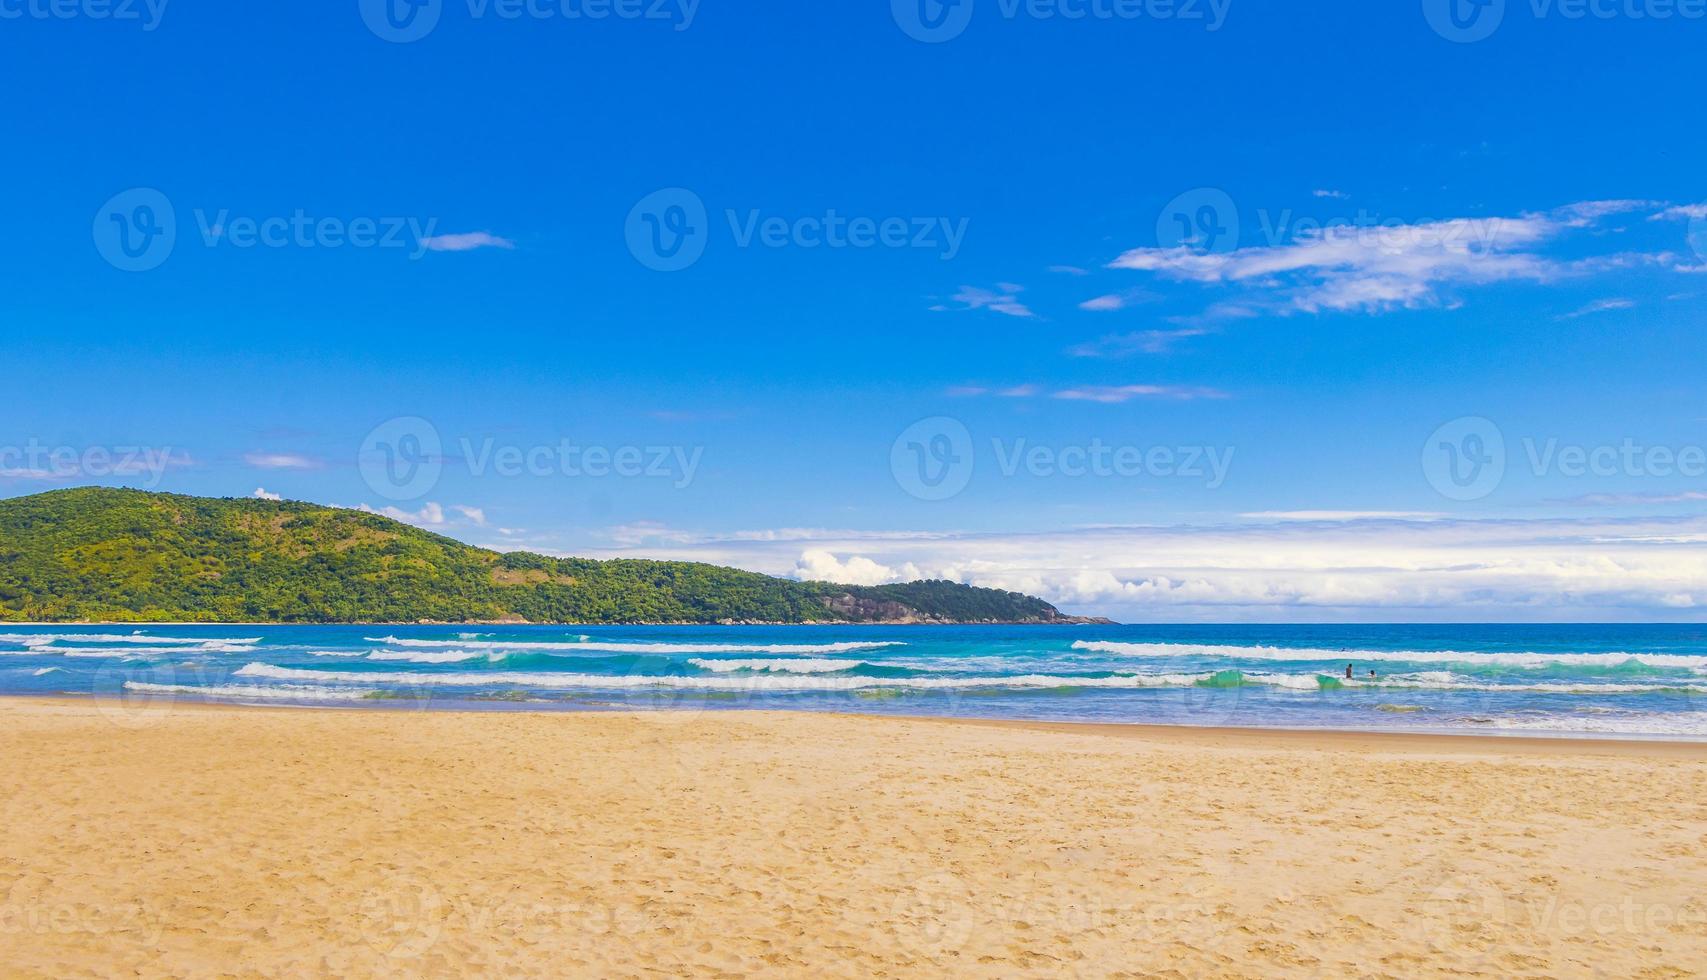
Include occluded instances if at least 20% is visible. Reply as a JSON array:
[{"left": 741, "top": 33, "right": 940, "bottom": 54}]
[
  {"left": 1345, "top": 663, "right": 1353, "bottom": 679},
  {"left": 1369, "top": 668, "right": 1378, "bottom": 680}
]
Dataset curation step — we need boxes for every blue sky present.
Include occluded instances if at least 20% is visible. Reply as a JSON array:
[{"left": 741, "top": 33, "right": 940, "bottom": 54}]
[{"left": 4, "top": 0, "right": 1707, "bottom": 621}]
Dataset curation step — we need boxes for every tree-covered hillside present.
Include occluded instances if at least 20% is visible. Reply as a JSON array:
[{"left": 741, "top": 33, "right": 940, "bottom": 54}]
[{"left": 0, "top": 488, "right": 1096, "bottom": 624}]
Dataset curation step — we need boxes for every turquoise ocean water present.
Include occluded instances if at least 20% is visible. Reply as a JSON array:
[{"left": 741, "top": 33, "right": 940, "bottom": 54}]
[{"left": 4, "top": 624, "right": 1706, "bottom": 739}]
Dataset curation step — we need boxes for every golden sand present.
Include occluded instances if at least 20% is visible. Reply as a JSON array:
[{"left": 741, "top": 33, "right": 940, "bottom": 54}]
[{"left": 2, "top": 698, "right": 1705, "bottom": 977}]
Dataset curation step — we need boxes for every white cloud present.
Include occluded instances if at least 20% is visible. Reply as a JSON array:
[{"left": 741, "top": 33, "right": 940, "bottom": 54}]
[
  {"left": 418, "top": 231, "right": 515, "bottom": 252},
  {"left": 358, "top": 502, "right": 446, "bottom": 526},
  {"left": 574, "top": 513, "right": 1707, "bottom": 622},
  {"left": 949, "top": 382, "right": 1226, "bottom": 402},
  {"left": 1312, "top": 189, "right": 1348, "bottom": 199},
  {"left": 1068, "top": 328, "right": 1209, "bottom": 358},
  {"left": 1078, "top": 294, "right": 1125, "bottom": 311},
  {"left": 453, "top": 505, "right": 487, "bottom": 526},
  {"left": 939, "top": 284, "right": 1034, "bottom": 318},
  {"left": 1241, "top": 510, "right": 1446, "bottom": 521},
  {"left": 1556, "top": 297, "right": 1635, "bottom": 320},
  {"left": 251, "top": 487, "right": 282, "bottom": 501},
  {"left": 1049, "top": 265, "right": 1090, "bottom": 276},
  {"left": 1109, "top": 201, "right": 1678, "bottom": 317},
  {"left": 1052, "top": 385, "right": 1228, "bottom": 403},
  {"left": 792, "top": 550, "right": 921, "bottom": 586},
  {"left": 1650, "top": 203, "right": 1707, "bottom": 221},
  {"left": 244, "top": 452, "right": 321, "bottom": 470}
]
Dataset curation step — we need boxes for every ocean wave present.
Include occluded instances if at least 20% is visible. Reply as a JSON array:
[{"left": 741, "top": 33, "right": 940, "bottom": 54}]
[
  {"left": 122, "top": 681, "right": 379, "bottom": 702},
  {"left": 18, "top": 643, "right": 259, "bottom": 657},
  {"left": 367, "top": 649, "right": 486, "bottom": 664},
  {"left": 686, "top": 658, "right": 866, "bottom": 674},
  {"left": 1072, "top": 640, "right": 1707, "bottom": 670},
  {"left": 32, "top": 667, "right": 60, "bottom": 676},
  {"left": 0, "top": 633, "right": 261, "bottom": 646},
  {"left": 230, "top": 662, "right": 1707, "bottom": 697},
  {"left": 237, "top": 663, "right": 1214, "bottom": 691},
  {"left": 362, "top": 636, "right": 906, "bottom": 655},
  {"left": 1474, "top": 712, "right": 1707, "bottom": 737}
]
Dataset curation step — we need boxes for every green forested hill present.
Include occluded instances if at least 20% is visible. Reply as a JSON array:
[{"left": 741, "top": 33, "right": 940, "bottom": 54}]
[{"left": 0, "top": 488, "right": 1094, "bottom": 624}]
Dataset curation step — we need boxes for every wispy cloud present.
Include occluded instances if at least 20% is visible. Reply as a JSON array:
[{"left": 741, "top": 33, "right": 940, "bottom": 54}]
[
  {"left": 1312, "top": 189, "right": 1348, "bottom": 200},
  {"left": 1048, "top": 265, "right": 1090, "bottom": 276},
  {"left": 418, "top": 231, "right": 515, "bottom": 252},
  {"left": 947, "top": 384, "right": 1040, "bottom": 398},
  {"left": 949, "top": 382, "right": 1225, "bottom": 402},
  {"left": 1108, "top": 200, "right": 1677, "bottom": 317},
  {"left": 1241, "top": 510, "right": 1446, "bottom": 521},
  {"left": 1556, "top": 297, "right": 1635, "bottom": 320},
  {"left": 243, "top": 452, "right": 322, "bottom": 470},
  {"left": 1068, "top": 328, "right": 1209, "bottom": 358},
  {"left": 355, "top": 501, "right": 490, "bottom": 529},
  {"left": 1052, "top": 384, "right": 1228, "bottom": 403},
  {"left": 935, "top": 284, "right": 1034, "bottom": 318},
  {"left": 1650, "top": 203, "right": 1707, "bottom": 221},
  {"left": 1559, "top": 491, "right": 1707, "bottom": 506},
  {"left": 1076, "top": 288, "right": 1158, "bottom": 313}
]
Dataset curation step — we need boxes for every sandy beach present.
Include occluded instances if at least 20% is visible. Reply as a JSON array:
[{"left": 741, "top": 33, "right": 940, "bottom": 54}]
[{"left": 2, "top": 699, "right": 1705, "bottom": 977}]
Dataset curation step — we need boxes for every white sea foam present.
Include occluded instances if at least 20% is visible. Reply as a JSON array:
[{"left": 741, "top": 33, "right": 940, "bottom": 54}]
[
  {"left": 367, "top": 649, "right": 485, "bottom": 664},
  {"left": 686, "top": 658, "right": 865, "bottom": 674},
  {"left": 123, "top": 681, "right": 379, "bottom": 702},
  {"left": 32, "top": 668, "right": 59, "bottom": 676},
  {"left": 1072, "top": 641, "right": 1707, "bottom": 669},
  {"left": 230, "top": 662, "right": 1707, "bottom": 696},
  {"left": 363, "top": 636, "right": 906, "bottom": 655},
  {"left": 237, "top": 663, "right": 1213, "bottom": 691},
  {"left": 21, "top": 644, "right": 259, "bottom": 657},
  {"left": 1477, "top": 712, "right": 1707, "bottom": 738},
  {"left": 0, "top": 633, "right": 261, "bottom": 646}
]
